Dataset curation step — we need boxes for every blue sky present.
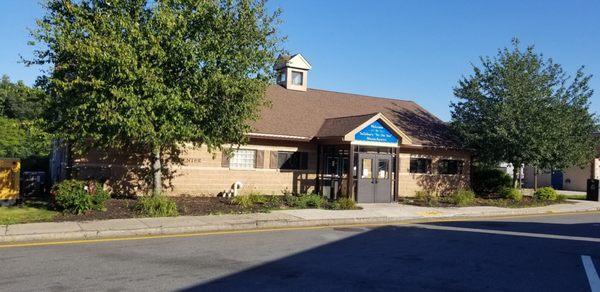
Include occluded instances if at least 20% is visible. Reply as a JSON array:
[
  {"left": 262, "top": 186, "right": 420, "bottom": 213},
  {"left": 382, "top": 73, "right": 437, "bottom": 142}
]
[{"left": 1, "top": 0, "right": 599, "bottom": 121}]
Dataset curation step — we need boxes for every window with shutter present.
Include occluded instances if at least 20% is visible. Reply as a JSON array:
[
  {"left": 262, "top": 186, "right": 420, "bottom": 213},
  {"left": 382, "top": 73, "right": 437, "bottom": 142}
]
[
  {"left": 255, "top": 150, "right": 264, "bottom": 168},
  {"left": 277, "top": 151, "right": 309, "bottom": 170},
  {"left": 269, "top": 151, "right": 278, "bottom": 169},
  {"left": 229, "top": 149, "right": 256, "bottom": 169},
  {"left": 438, "top": 159, "right": 464, "bottom": 175},
  {"left": 409, "top": 158, "right": 431, "bottom": 174},
  {"left": 221, "top": 151, "right": 230, "bottom": 168}
]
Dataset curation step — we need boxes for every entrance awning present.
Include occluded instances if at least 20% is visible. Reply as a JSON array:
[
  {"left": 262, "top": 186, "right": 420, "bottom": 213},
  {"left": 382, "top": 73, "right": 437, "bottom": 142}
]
[{"left": 314, "top": 113, "right": 412, "bottom": 146}]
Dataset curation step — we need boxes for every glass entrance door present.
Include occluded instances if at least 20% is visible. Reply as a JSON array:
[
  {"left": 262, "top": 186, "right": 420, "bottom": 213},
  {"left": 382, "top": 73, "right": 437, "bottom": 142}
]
[{"left": 357, "top": 153, "right": 392, "bottom": 203}]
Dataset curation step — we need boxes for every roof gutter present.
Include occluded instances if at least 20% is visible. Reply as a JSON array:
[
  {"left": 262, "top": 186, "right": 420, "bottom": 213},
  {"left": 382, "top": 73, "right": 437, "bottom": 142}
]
[
  {"left": 247, "top": 132, "right": 312, "bottom": 142},
  {"left": 400, "top": 144, "right": 473, "bottom": 152}
]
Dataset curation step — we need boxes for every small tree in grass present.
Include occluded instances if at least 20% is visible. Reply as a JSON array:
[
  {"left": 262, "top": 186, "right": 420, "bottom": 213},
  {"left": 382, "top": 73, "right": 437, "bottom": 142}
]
[
  {"left": 29, "top": 0, "right": 284, "bottom": 196},
  {"left": 451, "top": 39, "right": 598, "bottom": 188}
]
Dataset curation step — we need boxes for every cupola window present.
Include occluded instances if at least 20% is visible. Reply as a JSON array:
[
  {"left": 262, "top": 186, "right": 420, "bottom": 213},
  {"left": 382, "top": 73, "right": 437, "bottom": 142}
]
[{"left": 291, "top": 71, "right": 303, "bottom": 85}]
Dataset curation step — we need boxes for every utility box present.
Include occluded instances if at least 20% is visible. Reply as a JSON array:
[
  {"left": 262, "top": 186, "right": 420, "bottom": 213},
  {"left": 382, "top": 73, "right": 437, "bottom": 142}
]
[
  {"left": 586, "top": 179, "right": 599, "bottom": 201},
  {"left": 0, "top": 158, "right": 21, "bottom": 206}
]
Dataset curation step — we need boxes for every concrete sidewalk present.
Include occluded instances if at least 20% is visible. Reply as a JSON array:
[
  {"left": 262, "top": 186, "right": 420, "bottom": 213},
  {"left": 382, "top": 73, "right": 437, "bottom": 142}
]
[{"left": 1, "top": 200, "right": 600, "bottom": 243}]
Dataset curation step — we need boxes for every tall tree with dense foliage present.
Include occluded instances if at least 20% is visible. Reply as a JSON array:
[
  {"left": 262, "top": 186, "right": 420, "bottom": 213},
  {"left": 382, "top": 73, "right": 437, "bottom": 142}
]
[
  {"left": 29, "top": 0, "right": 283, "bottom": 195},
  {"left": 451, "top": 39, "right": 597, "bottom": 187},
  {"left": 0, "top": 75, "right": 47, "bottom": 120},
  {"left": 0, "top": 75, "right": 51, "bottom": 169}
]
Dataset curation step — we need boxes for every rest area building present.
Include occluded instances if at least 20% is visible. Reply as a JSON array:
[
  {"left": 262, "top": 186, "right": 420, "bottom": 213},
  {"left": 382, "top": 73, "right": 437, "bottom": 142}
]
[{"left": 61, "top": 54, "right": 472, "bottom": 203}]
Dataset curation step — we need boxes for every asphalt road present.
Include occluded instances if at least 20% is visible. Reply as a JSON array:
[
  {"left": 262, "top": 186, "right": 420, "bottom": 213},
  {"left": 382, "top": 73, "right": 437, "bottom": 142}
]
[{"left": 1, "top": 213, "right": 599, "bottom": 291}]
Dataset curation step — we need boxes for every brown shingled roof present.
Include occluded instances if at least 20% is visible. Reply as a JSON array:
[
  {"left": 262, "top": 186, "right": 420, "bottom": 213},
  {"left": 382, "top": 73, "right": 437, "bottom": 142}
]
[
  {"left": 315, "top": 113, "right": 377, "bottom": 139},
  {"left": 250, "top": 85, "right": 461, "bottom": 147}
]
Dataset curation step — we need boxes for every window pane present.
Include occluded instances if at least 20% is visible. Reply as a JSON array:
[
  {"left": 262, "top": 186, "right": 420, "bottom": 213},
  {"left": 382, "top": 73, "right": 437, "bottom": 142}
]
[
  {"left": 230, "top": 149, "right": 255, "bottom": 169},
  {"left": 438, "top": 159, "right": 462, "bottom": 174},
  {"left": 278, "top": 152, "right": 304, "bottom": 170},
  {"left": 410, "top": 158, "right": 431, "bottom": 174},
  {"left": 361, "top": 159, "right": 372, "bottom": 179},
  {"left": 410, "top": 158, "right": 418, "bottom": 173},
  {"left": 378, "top": 160, "right": 389, "bottom": 179},
  {"left": 292, "top": 71, "right": 303, "bottom": 85},
  {"left": 277, "top": 72, "right": 286, "bottom": 83},
  {"left": 278, "top": 152, "right": 291, "bottom": 169}
]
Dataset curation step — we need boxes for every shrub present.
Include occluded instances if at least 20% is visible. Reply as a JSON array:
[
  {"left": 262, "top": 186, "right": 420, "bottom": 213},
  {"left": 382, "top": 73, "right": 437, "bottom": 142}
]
[
  {"left": 415, "top": 190, "right": 437, "bottom": 206},
  {"left": 556, "top": 194, "right": 567, "bottom": 202},
  {"left": 451, "top": 189, "right": 475, "bottom": 206},
  {"left": 502, "top": 188, "right": 523, "bottom": 202},
  {"left": 285, "top": 193, "right": 327, "bottom": 209},
  {"left": 263, "top": 195, "right": 284, "bottom": 209},
  {"left": 283, "top": 193, "right": 299, "bottom": 207},
  {"left": 231, "top": 195, "right": 254, "bottom": 208},
  {"left": 134, "top": 196, "right": 179, "bottom": 217},
  {"left": 327, "top": 197, "right": 357, "bottom": 210},
  {"left": 53, "top": 180, "right": 110, "bottom": 214},
  {"left": 231, "top": 192, "right": 273, "bottom": 209},
  {"left": 301, "top": 193, "right": 327, "bottom": 208},
  {"left": 472, "top": 167, "right": 513, "bottom": 197},
  {"left": 533, "top": 187, "right": 558, "bottom": 201}
]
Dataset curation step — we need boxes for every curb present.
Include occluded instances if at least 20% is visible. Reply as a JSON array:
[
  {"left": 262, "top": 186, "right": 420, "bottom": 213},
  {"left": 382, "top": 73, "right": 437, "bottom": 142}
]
[{"left": 1, "top": 206, "right": 599, "bottom": 244}]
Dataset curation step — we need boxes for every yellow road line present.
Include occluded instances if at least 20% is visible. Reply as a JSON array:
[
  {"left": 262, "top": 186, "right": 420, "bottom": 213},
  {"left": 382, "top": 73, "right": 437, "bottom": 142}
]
[{"left": 0, "top": 210, "right": 597, "bottom": 249}]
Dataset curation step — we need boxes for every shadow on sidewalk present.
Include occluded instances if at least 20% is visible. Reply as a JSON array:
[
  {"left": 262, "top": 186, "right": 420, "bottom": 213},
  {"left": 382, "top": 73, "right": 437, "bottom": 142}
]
[{"left": 181, "top": 219, "right": 599, "bottom": 291}]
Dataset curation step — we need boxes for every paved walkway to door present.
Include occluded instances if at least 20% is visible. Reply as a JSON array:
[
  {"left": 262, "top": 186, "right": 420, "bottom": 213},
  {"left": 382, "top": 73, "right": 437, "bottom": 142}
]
[{"left": 276, "top": 200, "right": 600, "bottom": 220}]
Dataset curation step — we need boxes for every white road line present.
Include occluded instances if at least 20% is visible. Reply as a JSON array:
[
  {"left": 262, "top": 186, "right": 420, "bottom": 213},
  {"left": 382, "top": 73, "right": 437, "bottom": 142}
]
[
  {"left": 409, "top": 223, "right": 600, "bottom": 243},
  {"left": 582, "top": 255, "right": 600, "bottom": 292}
]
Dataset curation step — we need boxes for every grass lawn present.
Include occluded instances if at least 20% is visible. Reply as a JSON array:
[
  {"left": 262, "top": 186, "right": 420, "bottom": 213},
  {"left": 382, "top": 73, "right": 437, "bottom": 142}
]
[{"left": 0, "top": 202, "right": 58, "bottom": 225}]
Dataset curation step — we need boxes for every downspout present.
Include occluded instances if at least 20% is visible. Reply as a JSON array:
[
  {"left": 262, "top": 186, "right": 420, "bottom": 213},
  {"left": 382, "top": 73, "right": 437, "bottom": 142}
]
[
  {"left": 316, "top": 144, "right": 321, "bottom": 195},
  {"left": 534, "top": 167, "right": 538, "bottom": 191}
]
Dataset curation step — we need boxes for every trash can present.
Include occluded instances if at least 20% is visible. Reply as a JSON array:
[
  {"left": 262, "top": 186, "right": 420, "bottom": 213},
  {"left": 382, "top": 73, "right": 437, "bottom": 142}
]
[
  {"left": 587, "top": 179, "right": 599, "bottom": 201},
  {"left": 22, "top": 171, "right": 47, "bottom": 198}
]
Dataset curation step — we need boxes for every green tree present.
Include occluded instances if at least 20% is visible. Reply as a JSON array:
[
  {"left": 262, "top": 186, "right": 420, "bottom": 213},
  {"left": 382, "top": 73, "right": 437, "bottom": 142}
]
[
  {"left": 0, "top": 117, "right": 51, "bottom": 159},
  {"left": 0, "top": 76, "right": 51, "bottom": 170},
  {"left": 0, "top": 75, "right": 47, "bottom": 120},
  {"left": 29, "top": 0, "right": 283, "bottom": 195},
  {"left": 451, "top": 39, "right": 598, "bottom": 187}
]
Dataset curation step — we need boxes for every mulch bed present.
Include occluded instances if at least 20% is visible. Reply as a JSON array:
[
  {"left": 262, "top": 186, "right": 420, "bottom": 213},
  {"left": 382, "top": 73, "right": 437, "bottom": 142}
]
[
  {"left": 397, "top": 196, "right": 571, "bottom": 208},
  {"left": 53, "top": 196, "right": 255, "bottom": 222}
]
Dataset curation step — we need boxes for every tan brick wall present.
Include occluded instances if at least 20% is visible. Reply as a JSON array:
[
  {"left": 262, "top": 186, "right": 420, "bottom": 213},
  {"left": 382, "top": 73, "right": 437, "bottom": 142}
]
[
  {"left": 168, "top": 140, "right": 317, "bottom": 196},
  {"left": 72, "top": 139, "right": 317, "bottom": 197},
  {"left": 396, "top": 148, "right": 471, "bottom": 197},
  {"left": 71, "top": 140, "right": 471, "bottom": 198}
]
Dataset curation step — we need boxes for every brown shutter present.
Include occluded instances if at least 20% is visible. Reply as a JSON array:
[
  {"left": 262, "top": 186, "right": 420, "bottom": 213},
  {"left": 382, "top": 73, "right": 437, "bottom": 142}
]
[
  {"left": 300, "top": 152, "right": 308, "bottom": 170},
  {"left": 269, "top": 151, "right": 278, "bottom": 169},
  {"left": 255, "top": 150, "right": 264, "bottom": 168},
  {"left": 221, "top": 151, "right": 230, "bottom": 168}
]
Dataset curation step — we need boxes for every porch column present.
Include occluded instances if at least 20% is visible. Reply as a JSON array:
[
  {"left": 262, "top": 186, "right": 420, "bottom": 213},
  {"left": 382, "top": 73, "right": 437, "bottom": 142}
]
[
  {"left": 347, "top": 144, "right": 354, "bottom": 200},
  {"left": 316, "top": 144, "right": 322, "bottom": 194},
  {"left": 394, "top": 147, "right": 400, "bottom": 201}
]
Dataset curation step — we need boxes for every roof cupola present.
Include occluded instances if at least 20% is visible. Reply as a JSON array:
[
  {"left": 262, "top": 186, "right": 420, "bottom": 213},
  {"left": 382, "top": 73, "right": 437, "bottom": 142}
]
[{"left": 274, "top": 53, "right": 311, "bottom": 91}]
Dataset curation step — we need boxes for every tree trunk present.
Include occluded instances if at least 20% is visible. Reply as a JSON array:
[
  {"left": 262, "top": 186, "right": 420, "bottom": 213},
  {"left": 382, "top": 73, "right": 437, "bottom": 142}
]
[
  {"left": 533, "top": 167, "right": 538, "bottom": 191},
  {"left": 152, "top": 146, "right": 162, "bottom": 197},
  {"left": 512, "top": 165, "right": 520, "bottom": 189}
]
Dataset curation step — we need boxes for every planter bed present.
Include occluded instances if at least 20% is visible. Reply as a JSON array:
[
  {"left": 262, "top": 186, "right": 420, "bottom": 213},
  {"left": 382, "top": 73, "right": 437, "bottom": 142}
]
[
  {"left": 397, "top": 196, "right": 572, "bottom": 208},
  {"left": 53, "top": 196, "right": 266, "bottom": 222}
]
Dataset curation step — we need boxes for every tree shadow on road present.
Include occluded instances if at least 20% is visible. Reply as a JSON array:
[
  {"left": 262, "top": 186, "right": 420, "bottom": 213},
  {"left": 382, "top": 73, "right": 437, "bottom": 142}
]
[
  {"left": 426, "top": 219, "right": 600, "bottom": 239},
  {"left": 180, "top": 220, "right": 599, "bottom": 291}
]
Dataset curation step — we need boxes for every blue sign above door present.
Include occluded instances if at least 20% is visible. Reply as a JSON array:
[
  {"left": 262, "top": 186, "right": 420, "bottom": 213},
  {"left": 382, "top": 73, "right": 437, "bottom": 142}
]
[{"left": 354, "top": 120, "right": 398, "bottom": 143}]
